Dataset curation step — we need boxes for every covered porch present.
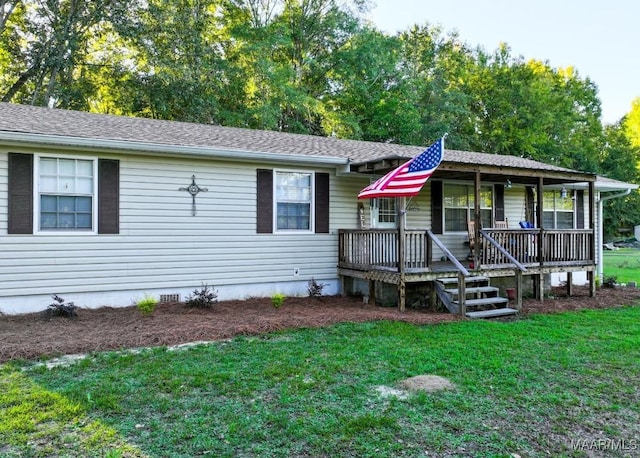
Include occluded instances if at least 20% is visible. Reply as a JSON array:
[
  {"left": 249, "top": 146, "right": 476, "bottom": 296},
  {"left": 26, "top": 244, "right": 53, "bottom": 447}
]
[{"left": 340, "top": 150, "right": 598, "bottom": 316}]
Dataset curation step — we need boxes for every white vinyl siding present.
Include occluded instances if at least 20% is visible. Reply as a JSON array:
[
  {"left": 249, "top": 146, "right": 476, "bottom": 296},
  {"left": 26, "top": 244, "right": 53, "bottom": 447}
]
[{"left": 0, "top": 149, "right": 370, "bottom": 311}]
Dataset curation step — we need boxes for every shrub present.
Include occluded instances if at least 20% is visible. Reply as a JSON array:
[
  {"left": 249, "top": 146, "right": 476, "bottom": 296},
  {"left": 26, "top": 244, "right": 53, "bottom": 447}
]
[
  {"left": 307, "top": 278, "right": 327, "bottom": 298},
  {"left": 136, "top": 294, "right": 158, "bottom": 315},
  {"left": 45, "top": 294, "right": 77, "bottom": 318},
  {"left": 271, "top": 293, "right": 286, "bottom": 308},
  {"left": 185, "top": 284, "right": 218, "bottom": 308},
  {"left": 603, "top": 275, "right": 617, "bottom": 288}
]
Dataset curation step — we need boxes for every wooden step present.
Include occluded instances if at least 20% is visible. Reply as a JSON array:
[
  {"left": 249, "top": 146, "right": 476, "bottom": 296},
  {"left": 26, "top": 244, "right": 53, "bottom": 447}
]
[
  {"left": 444, "top": 286, "right": 499, "bottom": 296},
  {"left": 466, "top": 308, "right": 519, "bottom": 319},
  {"left": 453, "top": 297, "right": 509, "bottom": 308},
  {"left": 436, "top": 276, "right": 489, "bottom": 285}
]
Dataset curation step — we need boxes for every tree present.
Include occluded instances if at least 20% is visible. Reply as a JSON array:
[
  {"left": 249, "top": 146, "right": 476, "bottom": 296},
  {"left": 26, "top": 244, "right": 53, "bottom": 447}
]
[
  {"left": 398, "top": 24, "right": 476, "bottom": 149},
  {"left": 1, "top": 0, "right": 126, "bottom": 108},
  {"left": 463, "top": 45, "right": 603, "bottom": 173},
  {"left": 624, "top": 97, "right": 640, "bottom": 149},
  {"left": 601, "top": 121, "right": 640, "bottom": 239}
]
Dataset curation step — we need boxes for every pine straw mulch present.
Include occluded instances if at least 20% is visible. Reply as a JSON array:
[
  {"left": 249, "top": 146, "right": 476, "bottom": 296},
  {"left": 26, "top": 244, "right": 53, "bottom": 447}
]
[{"left": 2, "top": 286, "right": 640, "bottom": 363}]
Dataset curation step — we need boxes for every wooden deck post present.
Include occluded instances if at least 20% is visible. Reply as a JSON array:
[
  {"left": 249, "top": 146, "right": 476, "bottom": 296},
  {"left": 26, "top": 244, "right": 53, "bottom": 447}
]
[
  {"left": 458, "top": 271, "right": 466, "bottom": 317},
  {"left": 368, "top": 279, "right": 376, "bottom": 305},
  {"left": 515, "top": 270, "right": 523, "bottom": 311},
  {"left": 566, "top": 272, "right": 573, "bottom": 296},
  {"left": 398, "top": 197, "right": 407, "bottom": 312},
  {"left": 589, "top": 181, "right": 596, "bottom": 297}
]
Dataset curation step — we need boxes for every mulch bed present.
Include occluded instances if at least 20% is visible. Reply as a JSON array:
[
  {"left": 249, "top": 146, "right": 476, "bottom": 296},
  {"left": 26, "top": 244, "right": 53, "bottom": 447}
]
[{"left": 2, "top": 287, "right": 640, "bottom": 363}]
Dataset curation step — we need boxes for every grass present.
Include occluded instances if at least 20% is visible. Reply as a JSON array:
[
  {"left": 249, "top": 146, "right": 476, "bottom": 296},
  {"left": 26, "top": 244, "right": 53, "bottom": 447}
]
[
  {"left": 603, "top": 248, "right": 640, "bottom": 284},
  {"left": 3, "top": 306, "right": 640, "bottom": 457}
]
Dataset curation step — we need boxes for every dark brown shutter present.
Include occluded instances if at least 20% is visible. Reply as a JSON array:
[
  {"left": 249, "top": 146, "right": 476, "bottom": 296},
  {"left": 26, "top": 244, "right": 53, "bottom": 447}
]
[
  {"left": 494, "top": 184, "right": 505, "bottom": 221},
  {"left": 8, "top": 153, "right": 34, "bottom": 234},
  {"left": 576, "top": 190, "right": 585, "bottom": 229},
  {"left": 431, "top": 180, "right": 443, "bottom": 234},
  {"left": 315, "top": 173, "right": 329, "bottom": 233},
  {"left": 525, "top": 186, "right": 535, "bottom": 224},
  {"left": 257, "top": 169, "right": 273, "bottom": 233},
  {"left": 98, "top": 159, "right": 120, "bottom": 234}
]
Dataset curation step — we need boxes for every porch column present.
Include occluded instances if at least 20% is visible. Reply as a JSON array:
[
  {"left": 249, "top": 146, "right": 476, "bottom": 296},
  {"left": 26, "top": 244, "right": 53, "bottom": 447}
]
[
  {"left": 397, "top": 196, "right": 406, "bottom": 312},
  {"left": 536, "top": 177, "right": 544, "bottom": 302},
  {"left": 473, "top": 171, "right": 481, "bottom": 263},
  {"left": 589, "top": 180, "right": 596, "bottom": 297}
]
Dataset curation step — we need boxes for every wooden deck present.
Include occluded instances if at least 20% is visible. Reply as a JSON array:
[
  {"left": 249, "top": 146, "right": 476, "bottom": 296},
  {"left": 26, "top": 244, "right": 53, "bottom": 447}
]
[
  {"left": 338, "top": 228, "right": 596, "bottom": 314},
  {"left": 339, "top": 228, "right": 594, "bottom": 273}
]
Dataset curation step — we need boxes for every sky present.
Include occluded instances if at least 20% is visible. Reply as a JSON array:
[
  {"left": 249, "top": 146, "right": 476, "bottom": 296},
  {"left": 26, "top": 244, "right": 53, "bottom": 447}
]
[{"left": 368, "top": 0, "right": 639, "bottom": 125}]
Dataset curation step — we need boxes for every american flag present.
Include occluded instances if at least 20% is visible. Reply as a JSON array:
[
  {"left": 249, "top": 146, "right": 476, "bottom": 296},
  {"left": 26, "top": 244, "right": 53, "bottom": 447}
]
[{"left": 357, "top": 137, "right": 444, "bottom": 199}]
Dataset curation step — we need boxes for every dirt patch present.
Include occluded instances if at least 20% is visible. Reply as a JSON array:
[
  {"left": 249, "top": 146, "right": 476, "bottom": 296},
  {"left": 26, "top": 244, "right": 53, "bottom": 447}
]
[
  {"left": 400, "top": 375, "right": 456, "bottom": 393},
  {"left": 2, "top": 286, "right": 640, "bottom": 363}
]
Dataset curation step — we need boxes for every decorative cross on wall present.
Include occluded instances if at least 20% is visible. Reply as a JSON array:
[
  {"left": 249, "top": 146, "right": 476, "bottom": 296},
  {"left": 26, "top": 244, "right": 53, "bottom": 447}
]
[{"left": 179, "top": 175, "right": 208, "bottom": 216}]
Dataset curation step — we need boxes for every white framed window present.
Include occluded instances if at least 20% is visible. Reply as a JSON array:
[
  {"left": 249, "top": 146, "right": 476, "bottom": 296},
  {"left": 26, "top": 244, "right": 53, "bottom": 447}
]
[
  {"left": 443, "top": 183, "right": 493, "bottom": 232},
  {"left": 36, "top": 155, "right": 97, "bottom": 233},
  {"left": 274, "top": 170, "right": 314, "bottom": 232},
  {"left": 542, "top": 190, "right": 574, "bottom": 229},
  {"left": 370, "top": 197, "right": 397, "bottom": 228}
]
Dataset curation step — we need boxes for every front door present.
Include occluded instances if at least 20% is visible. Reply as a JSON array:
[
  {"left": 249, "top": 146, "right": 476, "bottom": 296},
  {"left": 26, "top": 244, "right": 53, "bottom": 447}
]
[{"left": 370, "top": 197, "right": 397, "bottom": 229}]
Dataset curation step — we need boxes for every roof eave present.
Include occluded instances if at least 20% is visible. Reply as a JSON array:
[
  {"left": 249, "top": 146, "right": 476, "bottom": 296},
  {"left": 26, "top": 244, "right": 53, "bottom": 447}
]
[{"left": 0, "top": 131, "right": 350, "bottom": 167}]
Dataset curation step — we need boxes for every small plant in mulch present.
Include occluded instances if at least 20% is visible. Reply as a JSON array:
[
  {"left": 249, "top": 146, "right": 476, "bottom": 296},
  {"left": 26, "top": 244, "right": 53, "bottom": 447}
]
[
  {"left": 306, "top": 278, "right": 327, "bottom": 298},
  {"left": 44, "top": 294, "right": 78, "bottom": 318},
  {"left": 136, "top": 294, "right": 158, "bottom": 315},
  {"left": 603, "top": 275, "right": 618, "bottom": 288},
  {"left": 185, "top": 284, "right": 218, "bottom": 308},
  {"left": 271, "top": 293, "right": 286, "bottom": 308}
]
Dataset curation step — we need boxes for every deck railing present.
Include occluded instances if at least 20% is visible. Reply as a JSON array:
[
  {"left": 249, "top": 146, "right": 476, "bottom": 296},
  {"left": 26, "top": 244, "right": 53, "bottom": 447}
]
[
  {"left": 338, "top": 228, "right": 594, "bottom": 272},
  {"left": 479, "top": 228, "right": 594, "bottom": 266},
  {"left": 338, "top": 229, "right": 429, "bottom": 270}
]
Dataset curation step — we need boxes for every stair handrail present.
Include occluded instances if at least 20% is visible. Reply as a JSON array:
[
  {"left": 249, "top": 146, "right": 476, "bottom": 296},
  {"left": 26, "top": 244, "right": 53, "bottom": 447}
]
[
  {"left": 426, "top": 229, "right": 470, "bottom": 276},
  {"left": 479, "top": 229, "right": 528, "bottom": 272}
]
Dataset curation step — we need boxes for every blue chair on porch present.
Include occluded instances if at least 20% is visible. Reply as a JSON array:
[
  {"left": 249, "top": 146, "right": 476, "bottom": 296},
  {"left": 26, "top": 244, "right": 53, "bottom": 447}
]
[{"left": 518, "top": 221, "right": 536, "bottom": 261}]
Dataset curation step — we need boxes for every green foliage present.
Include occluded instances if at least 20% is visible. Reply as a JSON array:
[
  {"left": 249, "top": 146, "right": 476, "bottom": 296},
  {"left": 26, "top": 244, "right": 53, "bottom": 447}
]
[
  {"left": 0, "top": 365, "right": 146, "bottom": 456},
  {"left": 45, "top": 294, "right": 77, "bottom": 318},
  {"left": 135, "top": 294, "right": 158, "bottom": 315},
  {"left": 1, "top": 0, "right": 636, "bottom": 195},
  {"left": 12, "top": 307, "right": 640, "bottom": 456},
  {"left": 306, "top": 278, "right": 327, "bottom": 297},
  {"left": 602, "top": 275, "right": 618, "bottom": 288},
  {"left": 185, "top": 284, "right": 218, "bottom": 309},
  {"left": 270, "top": 292, "right": 286, "bottom": 308},
  {"left": 604, "top": 249, "right": 640, "bottom": 283},
  {"left": 624, "top": 97, "right": 640, "bottom": 148}
]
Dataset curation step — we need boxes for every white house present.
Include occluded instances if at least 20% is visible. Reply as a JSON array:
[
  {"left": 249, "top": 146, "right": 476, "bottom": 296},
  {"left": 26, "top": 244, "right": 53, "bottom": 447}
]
[{"left": 0, "top": 102, "right": 635, "bottom": 314}]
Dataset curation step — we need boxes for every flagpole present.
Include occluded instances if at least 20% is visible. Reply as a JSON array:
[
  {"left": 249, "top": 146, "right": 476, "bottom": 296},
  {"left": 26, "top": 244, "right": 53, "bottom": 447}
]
[{"left": 398, "top": 196, "right": 406, "bottom": 312}]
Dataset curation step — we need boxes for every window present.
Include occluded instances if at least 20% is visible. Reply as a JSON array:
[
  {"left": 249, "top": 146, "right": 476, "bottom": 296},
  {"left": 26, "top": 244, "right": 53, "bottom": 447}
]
[
  {"left": 542, "top": 190, "right": 574, "bottom": 229},
  {"left": 377, "top": 198, "right": 396, "bottom": 224},
  {"left": 38, "top": 157, "right": 95, "bottom": 231},
  {"left": 370, "top": 197, "right": 396, "bottom": 228},
  {"left": 275, "top": 171, "right": 313, "bottom": 231},
  {"left": 256, "top": 169, "right": 328, "bottom": 234},
  {"left": 7, "top": 153, "right": 119, "bottom": 235},
  {"left": 443, "top": 184, "right": 493, "bottom": 231}
]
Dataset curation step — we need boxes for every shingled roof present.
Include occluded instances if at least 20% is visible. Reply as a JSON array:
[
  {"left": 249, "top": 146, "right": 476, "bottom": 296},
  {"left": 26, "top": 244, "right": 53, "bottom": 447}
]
[{"left": 0, "top": 102, "right": 586, "bottom": 177}]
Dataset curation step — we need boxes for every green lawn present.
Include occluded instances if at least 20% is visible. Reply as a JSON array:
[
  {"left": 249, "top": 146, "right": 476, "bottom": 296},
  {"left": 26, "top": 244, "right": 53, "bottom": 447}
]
[
  {"left": 603, "top": 248, "right": 640, "bottom": 284},
  {"left": 2, "top": 307, "right": 640, "bottom": 457}
]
